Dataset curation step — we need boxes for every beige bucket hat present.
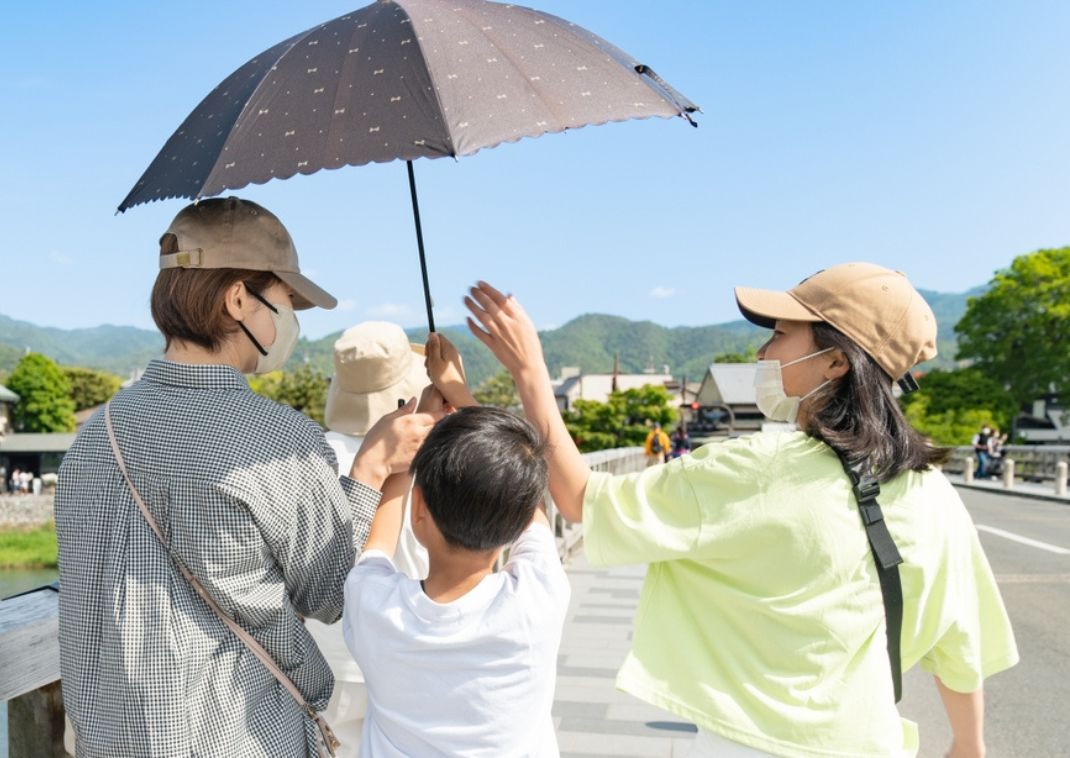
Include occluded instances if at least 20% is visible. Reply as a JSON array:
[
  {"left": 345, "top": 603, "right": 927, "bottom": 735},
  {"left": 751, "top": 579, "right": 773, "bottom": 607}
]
[
  {"left": 159, "top": 197, "right": 336, "bottom": 310},
  {"left": 325, "top": 321, "right": 428, "bottom": 435},
  {"left": 734, "top": 262, "right": 937, "bottom": 381}
]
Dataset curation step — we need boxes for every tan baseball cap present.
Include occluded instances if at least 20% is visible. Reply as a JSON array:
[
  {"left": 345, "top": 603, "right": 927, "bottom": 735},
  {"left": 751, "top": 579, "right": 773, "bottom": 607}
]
[
  {"left": 159, "top": 197, "right": 337, "bottom": 310},
  {"left": 734, "top": 262, "right": 937, "bottom": 381},
  {"left": 324, "top": 321, "right": 429, "bottom": 435}
]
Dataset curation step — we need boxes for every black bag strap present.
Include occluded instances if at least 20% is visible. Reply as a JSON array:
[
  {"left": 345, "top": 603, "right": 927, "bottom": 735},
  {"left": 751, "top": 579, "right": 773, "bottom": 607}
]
[{"left": 836, "top": 454, "right": 905, "bottom": 702}]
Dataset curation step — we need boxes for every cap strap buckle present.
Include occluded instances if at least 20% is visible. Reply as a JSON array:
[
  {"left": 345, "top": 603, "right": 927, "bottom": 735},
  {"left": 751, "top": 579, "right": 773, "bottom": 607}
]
[{"left": 160, "top": 249, "right": 203, "bottom": 269}]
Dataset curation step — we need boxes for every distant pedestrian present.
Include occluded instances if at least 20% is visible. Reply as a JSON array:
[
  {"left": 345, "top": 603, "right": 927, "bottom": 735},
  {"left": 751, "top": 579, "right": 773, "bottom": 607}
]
[
  {"left": 671, "top": 426, "right": 691, "bottom": 459},
  {"left": 644, "top": 422, "right": 670, "bottom": 466},
  {"left": 972, "top": 425, "right": 992, "bottom": 478}
]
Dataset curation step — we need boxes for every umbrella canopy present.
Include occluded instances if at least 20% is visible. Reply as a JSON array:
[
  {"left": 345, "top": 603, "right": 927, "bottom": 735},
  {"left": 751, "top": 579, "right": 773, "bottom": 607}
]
[{"left": 119, "top": 0, "right": 699, "bottom": 327}]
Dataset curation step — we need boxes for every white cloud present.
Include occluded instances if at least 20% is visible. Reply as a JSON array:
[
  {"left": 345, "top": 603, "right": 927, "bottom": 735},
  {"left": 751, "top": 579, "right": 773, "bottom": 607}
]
[
  {"left": 649, "top": 286, "right": 676, "bottom": 299},
  {"left": 368, "top": 302, "right": 415, "bottom": 319},
  {"left": 48, "top": 250, "right": 73, "bottom": 266},
  {"left": 337, "top": 298, "right": 357, "bottom": 312}
]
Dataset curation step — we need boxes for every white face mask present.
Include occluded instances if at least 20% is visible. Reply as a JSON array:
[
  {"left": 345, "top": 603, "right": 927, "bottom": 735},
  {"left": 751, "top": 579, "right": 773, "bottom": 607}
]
[
  {"left": 754, "top": 347, "right": 834, "bottom": 423},
  {"left": 240, "top": 289, "right": 301, "bottom": 375}
]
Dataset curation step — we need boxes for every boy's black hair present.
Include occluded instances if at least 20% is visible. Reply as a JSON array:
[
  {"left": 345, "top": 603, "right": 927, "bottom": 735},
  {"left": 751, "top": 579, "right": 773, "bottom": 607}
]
[{"left": 412, "top": 406, "right": 548, "bottom": 552}]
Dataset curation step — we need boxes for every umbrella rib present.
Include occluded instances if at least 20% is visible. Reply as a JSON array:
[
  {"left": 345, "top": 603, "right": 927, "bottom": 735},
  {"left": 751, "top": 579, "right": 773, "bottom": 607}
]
[
  {"left": 402, "top": 6, "right": 459, "bottom": 159},
  {"left": 444, "top": 6, "right": 570, "bottom": 130},
  {"left": 198, "top": 25, "right": 322, "bottom": 198}
]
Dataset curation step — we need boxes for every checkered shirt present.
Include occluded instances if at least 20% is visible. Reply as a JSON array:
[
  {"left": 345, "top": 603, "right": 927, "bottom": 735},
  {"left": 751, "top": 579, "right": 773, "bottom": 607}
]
[{"left": 54, "top": 360, "right": 380, "bottom": 757}]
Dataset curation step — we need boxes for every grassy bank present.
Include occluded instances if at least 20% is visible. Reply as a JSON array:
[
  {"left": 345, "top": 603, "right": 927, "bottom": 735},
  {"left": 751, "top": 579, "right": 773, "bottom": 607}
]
[{"left": 0, "top": 522, "right": 58, "bottom": 568}]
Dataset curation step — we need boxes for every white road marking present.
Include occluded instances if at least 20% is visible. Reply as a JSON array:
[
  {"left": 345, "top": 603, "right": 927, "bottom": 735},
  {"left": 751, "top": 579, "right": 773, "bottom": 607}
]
[{"left": 976, "top": 525, "right": 1070, "bottom": 555}]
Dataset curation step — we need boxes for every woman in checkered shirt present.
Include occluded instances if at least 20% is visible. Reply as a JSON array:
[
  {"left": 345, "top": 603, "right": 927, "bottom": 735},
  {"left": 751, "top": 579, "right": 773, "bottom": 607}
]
[{"left": 55, "top": 198, "right": 440, "bottom": 757}]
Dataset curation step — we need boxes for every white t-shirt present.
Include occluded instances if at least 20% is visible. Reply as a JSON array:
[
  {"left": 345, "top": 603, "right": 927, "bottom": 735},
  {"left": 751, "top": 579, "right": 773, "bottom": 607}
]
[
  {"left": 325, "top": 431, "right": 428, "bottom": 580},
  {"left": 342, "top": 521, "right": 570, "bottom": 757}
]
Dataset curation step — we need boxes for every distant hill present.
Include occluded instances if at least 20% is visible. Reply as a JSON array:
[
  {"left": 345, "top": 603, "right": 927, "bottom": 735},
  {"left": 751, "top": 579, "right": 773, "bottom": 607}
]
[
  {"left": 0, "top": 287, "right": 977, "bottom": 385},
  {"left": 0, "top": 314, "right": 163, "bottom": 378}
]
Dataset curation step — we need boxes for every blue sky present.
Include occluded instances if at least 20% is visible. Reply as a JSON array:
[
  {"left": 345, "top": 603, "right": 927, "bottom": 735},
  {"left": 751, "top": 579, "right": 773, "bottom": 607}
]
[{"left": 3, "top": 0, "right": 1069, "bottom": 339}]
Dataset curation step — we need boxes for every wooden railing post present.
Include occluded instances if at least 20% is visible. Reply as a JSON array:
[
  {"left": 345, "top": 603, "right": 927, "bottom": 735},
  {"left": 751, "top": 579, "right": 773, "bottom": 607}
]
[
  {"left": 1, "top": 587, "right": 64, "bottom": 758},
  {"left": 8, "top": 681, "right": 66, "bottom": 758},
  {"left": 963, "top": 455, "right": 975, "bottom": 484}
]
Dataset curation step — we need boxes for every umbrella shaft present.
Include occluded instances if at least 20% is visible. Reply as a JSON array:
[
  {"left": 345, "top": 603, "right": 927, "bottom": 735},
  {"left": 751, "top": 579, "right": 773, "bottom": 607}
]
[{"left": 407, "top": 160, "right": 435, "bottom": 333}]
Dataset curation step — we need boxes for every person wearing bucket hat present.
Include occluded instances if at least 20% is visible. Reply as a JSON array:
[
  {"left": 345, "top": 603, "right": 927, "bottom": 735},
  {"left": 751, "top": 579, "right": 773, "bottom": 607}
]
[
  {"left": 464, "top": 268, "right": 1017, "bottom": 758},
  {"left": 305, "top": 321, "right": 434, "bottom": 756},
  {"left": 54, "top": 197, "right": 444, "bottom": 757}
]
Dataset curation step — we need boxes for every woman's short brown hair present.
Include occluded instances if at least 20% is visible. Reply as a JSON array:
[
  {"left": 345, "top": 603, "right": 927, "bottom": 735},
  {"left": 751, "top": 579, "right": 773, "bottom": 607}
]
[{"left": 151, "top": 264, "right": 278, "bottom": 352}]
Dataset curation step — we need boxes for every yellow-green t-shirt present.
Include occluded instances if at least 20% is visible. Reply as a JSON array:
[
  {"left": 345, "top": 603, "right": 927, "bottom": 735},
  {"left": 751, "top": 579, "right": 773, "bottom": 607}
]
[{"left": 582, "top": 431, "right": 1018, "bottom": 757}]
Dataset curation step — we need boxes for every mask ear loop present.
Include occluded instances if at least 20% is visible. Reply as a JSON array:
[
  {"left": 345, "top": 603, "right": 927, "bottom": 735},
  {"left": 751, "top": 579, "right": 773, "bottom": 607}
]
[{"left": 237, "top": 283, "right": 277, "bottom": 357}]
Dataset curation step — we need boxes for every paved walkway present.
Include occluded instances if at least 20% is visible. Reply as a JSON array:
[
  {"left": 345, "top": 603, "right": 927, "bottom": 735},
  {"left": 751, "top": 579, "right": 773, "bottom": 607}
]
[{"left": 553, "top": 550, "right": 696, "bottom": 758}]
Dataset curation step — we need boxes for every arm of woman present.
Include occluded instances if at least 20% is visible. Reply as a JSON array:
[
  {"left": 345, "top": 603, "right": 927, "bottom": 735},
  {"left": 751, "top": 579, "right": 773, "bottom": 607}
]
[
  {"left": 935, "top": 677, "right": 985, "bottom": 758},
  {"left": 465, "top": 281, "right": 590, "bottom": 522}
]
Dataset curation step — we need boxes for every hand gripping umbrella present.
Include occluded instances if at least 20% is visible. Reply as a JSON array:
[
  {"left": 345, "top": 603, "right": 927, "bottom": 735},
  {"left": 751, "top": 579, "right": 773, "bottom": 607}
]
[{"left": 119, "top": 0, "right": 699, "bottom": 331}]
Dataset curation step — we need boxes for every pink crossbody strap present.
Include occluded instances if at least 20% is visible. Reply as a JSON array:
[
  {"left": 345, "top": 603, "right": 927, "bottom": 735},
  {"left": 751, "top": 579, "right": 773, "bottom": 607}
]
[{"left": 104, "top": 402, "right": 340, "bottom": 756}]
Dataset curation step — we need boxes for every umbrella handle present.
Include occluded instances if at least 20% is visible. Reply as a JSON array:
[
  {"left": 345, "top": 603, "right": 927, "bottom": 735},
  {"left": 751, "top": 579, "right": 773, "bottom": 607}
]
[{"left": 407, "top": 160, "right": 436, "bottom": 333}]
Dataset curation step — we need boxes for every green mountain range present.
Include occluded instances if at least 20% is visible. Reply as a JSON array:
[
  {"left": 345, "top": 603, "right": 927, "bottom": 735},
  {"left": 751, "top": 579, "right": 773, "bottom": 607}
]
[{"left": 0, "top": 287, "right": 979, "bottom": 388}]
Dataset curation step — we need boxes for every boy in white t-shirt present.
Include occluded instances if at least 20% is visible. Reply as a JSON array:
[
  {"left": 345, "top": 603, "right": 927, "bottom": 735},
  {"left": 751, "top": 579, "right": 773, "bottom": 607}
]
[{"left": 342, "top": 398, "right": 570, "bottom": 757}]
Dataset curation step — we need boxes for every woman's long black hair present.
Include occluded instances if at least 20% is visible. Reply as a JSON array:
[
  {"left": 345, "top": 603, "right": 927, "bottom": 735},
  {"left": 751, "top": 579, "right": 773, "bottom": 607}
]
[{"left": 804, "top": 322, "right": 949, "bottom": 482}]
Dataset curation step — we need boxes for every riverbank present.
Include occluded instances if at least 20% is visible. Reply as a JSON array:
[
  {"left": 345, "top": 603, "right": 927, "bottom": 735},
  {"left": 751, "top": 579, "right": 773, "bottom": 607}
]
[{"left": 0, "top": 523, "right": 57, "bottom": 569}]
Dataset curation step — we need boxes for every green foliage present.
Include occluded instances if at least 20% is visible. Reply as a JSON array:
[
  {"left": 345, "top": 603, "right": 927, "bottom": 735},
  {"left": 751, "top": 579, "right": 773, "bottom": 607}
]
[
  {"left": 249, "top": 365, "right": 329, "bottom": 426},
  {"left": 473, "top": 369, "right": 520, "bottom": 410},
  {"left": 565, "top": 384, "right": 679, "bottom": 452},
  {"left": 902, "top": 393, "right": 1002, "bottom": 446},
  {"left": 714, "top": 345, "right": 758, "bottom": 363},
  {"left": 8, "top": 353, "right": 76, "bottom": 432},
  {"left": 955, "top": 247, "right": 1070, "bottom": 407},
  {"left": 900, "top": 368, "right": 1016, "bottom": 439},
  {"left": 63, "top": 366, "right": 122, "bottom": 411},
  {"left": 0, "top": 522, "right": 58, "bottom": 568},
  {"left": 0, "top": 313, "right": 163, "bottom": 375}
]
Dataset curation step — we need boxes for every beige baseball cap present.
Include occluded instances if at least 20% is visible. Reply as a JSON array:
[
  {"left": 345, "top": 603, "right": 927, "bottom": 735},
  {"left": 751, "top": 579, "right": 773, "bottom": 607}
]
[
  {"left": 734, "top": 262, "right": 937, "bottom": 381},
  {"left": 324, "top": 321, "right": 429, "bottom": 435},
  {"left": 159, "top": 197, "right": 336, "bottom": 310}
]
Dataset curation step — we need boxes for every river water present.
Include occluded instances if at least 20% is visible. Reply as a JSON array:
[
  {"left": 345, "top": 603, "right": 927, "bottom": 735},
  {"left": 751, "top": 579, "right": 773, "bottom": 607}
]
[{"left": 1, "top": 568, "right": 60, "bottom": 758}]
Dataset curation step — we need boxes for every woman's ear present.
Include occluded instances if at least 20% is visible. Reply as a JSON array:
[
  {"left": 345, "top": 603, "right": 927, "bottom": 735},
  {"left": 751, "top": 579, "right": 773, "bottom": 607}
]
[
  {"left": 823, "top": 349, "right": 850, "bottom": 381},
  {"left": 223, "top": 281, "right": 247, "bottom": 322}
]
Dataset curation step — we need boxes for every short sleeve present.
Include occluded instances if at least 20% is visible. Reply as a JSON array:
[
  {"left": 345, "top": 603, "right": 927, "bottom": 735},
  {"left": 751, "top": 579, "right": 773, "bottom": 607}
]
[
  {"left": 581, "top": 435, "right": 776, "bottom": 567},
  {"left": 918, "top": 526, "right": 1019, "bottom": 692},
  {"left": 582, "top": 457, "right": 703, "bottom": 566}
]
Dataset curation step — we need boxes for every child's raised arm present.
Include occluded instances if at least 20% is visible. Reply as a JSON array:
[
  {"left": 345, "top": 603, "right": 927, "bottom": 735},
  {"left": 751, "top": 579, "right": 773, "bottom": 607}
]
[
  {"left": 362, "top": 386, "right": 446, "bottom": 556},
  {"left": 425, "top": 332, "right": 478, "bottom": 409},
  {"left": 464, "top": 282, "right": 591, "bottom": 524}
]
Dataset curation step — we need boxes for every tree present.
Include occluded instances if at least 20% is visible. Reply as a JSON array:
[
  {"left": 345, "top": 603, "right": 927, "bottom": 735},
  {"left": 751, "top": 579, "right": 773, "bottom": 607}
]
[
  {"left": 63, "top": 366, "right": 122, "bottom": 411},
  {"left": 472, "top": 369, "right": 520, "bottom": 410},
  {"left": 8, "top": 353, "right": 76, "bottom": 432},
  {"left": 955, "top": 247, "right": 1070, "bottom": 408},
  {"left": 713, "top": 346, "right": 758, "bottom": 363},
  {"left": 249, "top": 365, "right": 329, "bottom": 426},
  {"left": 565, "top": 384, "right": 679, "bottom": 452},
  {"left": 900, "top": 368, "right": 1016, "bottom": 445}
]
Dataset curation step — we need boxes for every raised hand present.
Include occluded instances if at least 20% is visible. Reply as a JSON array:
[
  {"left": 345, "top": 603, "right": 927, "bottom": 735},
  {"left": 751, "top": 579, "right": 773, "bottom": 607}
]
[
  {"left": 425, "top": 333, "right": 476, "bottom": 408},
  {"left": 350, "top": 398, "right": 445, "bottom": 489},
  {"left": 464, "top": 281, "right": 546, "bottom": 382}
]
